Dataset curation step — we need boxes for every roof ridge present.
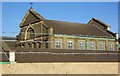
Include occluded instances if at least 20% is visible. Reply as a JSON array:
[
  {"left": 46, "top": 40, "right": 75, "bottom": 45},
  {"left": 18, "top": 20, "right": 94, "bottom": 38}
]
[
  {"left": 92, "top": 17, "right": 110, "bottom": 27},
  {"left": 46, "top": 19, "right": 88, "bottom": 25},
  {"left": 29, "top": 8, "right": 45, "bottom": 20}
]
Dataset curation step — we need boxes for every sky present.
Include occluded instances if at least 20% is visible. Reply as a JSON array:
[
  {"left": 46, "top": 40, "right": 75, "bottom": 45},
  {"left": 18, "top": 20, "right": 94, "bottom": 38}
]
[{"left": 2, "top": 2, "right": 118, "bottom": 37}]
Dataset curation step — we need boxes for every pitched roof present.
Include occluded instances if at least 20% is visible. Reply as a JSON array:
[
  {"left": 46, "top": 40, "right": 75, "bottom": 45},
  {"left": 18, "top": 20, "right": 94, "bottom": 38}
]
[
  {"left": 88, "top": 18, "right": 110, "bottom": 28},
  {"left": 0, "top": 52, "right": 9, "bottom": 62},
  {"left": 29, "top": 8, "right": 45, "bottom": 20},
  {"left": 1, "top": 41, "right": 11, "bottom": 51},
  {"left": 20, "top": 8, "right": 115, "bottom": 38},
  {"left": 1, "top": 36, "right": 16, "bottom": 52},
  {"left": 45, "top": 20, "right": 114, "bottom": 37},
  {"left": 20, "top": 8, "right": 45, "bottom": 28}
]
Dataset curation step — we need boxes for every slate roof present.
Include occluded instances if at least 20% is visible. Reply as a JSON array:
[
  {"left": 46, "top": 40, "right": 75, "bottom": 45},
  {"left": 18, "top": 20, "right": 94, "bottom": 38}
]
[
  {"left": 1, "top": 36, "right": 16, "bottom": 51},
  {"left": 20, "top": 8, "right": 45, "bottom": 27},
  {"left": 0, "top": 51, "right": 9, "bottom": 62},
  {"left": 0, "top": 41, "right": 10, "bottom": 62},
  {"left": 20, "top": 8, "right": 115, "bottom": 38},
  {"left": 29, "top": 8, "right": 45, "bottom": 20},
  {"left": 45, "top": 20, "right": 114, "bottom": 37},
  {"left": 87, "top": 18, "right": 110, "bottom": 28}
]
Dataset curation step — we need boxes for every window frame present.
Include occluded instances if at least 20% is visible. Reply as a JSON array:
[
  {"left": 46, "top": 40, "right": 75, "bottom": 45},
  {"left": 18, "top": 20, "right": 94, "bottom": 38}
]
[
  {"left": 99, "top": 41, "right": 105, "bottom": 50},
  {"left": 79, "top": 41, "right": 85, "bottom": 50},
  {"left": 109, "top": 42, "right": 114, "bottom": 51},
  {"left": 55, "top": 40, "right": 62, "bottom": 49},
  {"left": 89, "top": 41, "right": 96, "bottom": 50},
  {"left": 67, "top": 41, "right": 74, "bottom": 49},
  {"left": 27, "top": 28, "right": 35, "bottom": 39}
]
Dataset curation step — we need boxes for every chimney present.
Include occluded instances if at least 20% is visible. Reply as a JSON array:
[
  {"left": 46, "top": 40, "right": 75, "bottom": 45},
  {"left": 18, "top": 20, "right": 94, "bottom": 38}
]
[
  {"left": 48, "top": 27, "right": 53, "bottom": 35},
  {"left": 116, "top": 33, "right": 119, "bottom": 40}
]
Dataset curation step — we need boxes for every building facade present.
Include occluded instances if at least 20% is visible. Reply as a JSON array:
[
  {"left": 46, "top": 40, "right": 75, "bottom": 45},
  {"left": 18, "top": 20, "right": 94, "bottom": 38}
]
[{"left": 16, "top": 8, "right": 119, "bottom": 51}]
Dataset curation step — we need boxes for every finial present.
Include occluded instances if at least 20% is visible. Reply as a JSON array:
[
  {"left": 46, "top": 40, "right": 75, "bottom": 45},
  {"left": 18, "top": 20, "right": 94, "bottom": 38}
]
[{"left": 30, "top": 2, "right": 33, "bottom": 9}]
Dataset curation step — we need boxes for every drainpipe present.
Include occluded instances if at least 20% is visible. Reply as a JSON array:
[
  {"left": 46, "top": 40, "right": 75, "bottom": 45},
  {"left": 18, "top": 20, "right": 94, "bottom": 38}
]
[{"left": 115, "top": 33, "right": 119, "bottom": 50}]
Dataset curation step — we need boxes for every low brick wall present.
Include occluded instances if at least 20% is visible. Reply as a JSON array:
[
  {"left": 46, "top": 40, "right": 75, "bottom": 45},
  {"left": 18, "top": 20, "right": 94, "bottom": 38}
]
[{"left": 14, "top": 48, "right": 120, "bottom": 63}]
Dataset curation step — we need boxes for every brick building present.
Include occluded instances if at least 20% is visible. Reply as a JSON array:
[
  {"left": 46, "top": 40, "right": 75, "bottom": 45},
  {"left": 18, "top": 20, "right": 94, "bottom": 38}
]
[{"left": 16, "top": 7, "right": 119, "bottom": 51}]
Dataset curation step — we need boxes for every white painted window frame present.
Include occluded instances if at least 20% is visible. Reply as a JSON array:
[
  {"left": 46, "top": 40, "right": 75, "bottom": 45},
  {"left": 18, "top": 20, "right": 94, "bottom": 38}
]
[
  {"left": 55, "top": 40, "right": 62, "bottom": 49},
  {"left": 79, "top": 41, "right": 85, "bottom": 50},
  {"left": 67, "top": 41, "right": 74, "bottom": 49},
  {"left": 89, "top": 41, "right": 96, "bottom": 50},
  {"left": 99, "top": 42, "right": 105, "bottom": 50},
  {"left": 109, "top": 42, "right": 114, "bottom": 51}
]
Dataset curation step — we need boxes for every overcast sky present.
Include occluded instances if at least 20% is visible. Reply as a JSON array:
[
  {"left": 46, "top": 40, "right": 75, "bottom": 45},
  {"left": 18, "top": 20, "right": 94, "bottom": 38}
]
[{"left": 2, "top": 2, "right": 118, "bottom": 37}]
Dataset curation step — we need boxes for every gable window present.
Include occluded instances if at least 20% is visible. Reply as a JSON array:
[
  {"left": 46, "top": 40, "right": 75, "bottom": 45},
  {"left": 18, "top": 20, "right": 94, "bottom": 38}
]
[
  {"left": 55, "top": 41, "right": 62, "bottom": 49},
  {"left": 68, "top": 41, "right": 74, "bottom": 49},
  {"left": 99, "top": 42, "right": 105, "bottom": 50},
  {"left": 89, "top": 41, "right": 96, "bottom": 50},
  {"left": 109, "top": 42, "right": 114, "bottom": 51},
  {"left": 79, "top": 41, "right": 85, "bottom": 50},
  {"left": 27, "top": 28, "right": 35, "bottom": 39}
]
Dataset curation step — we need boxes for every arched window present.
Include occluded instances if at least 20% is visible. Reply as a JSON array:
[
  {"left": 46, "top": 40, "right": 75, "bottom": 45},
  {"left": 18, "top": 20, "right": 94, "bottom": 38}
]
[{"left": 27, "top": 28, "right": 35, "bottom": 39}]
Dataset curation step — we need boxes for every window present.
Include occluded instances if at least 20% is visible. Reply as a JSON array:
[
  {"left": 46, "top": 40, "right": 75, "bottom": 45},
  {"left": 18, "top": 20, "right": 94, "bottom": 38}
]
[
  {"left": 55, "top": 41, "right": 62, "bottom": 49},
  {"left": 27, "top": 28, "right": 35, "bottom": 39},
  {"left": 68, "top": 41, "right": 74, "bottom": 49},
  {"left": 89, "top": 41, "right": 95, "bottom": 50},
  {"left": 99, "top": 42, "right": 105, "bottom": 50},
  {"left": 109, "top": 42, "right": 114, "bottom": 51},
  {"left": 79, "top": 41, "right": 85, "bottom": 50}
]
